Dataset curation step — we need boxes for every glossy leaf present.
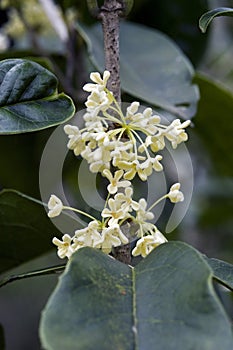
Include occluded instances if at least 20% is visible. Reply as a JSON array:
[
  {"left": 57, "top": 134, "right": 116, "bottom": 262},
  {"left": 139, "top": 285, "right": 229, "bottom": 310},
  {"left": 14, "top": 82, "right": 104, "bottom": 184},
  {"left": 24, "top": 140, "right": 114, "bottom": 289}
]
[
  {"left": 130, "top": 0, "right": 209, "bottom": 65},
  {"left": 0, "top": 190, "right": 79, "bottom": 273},
  {"left": 40, "top": 242, "right": 233, "bottom": 350},
  {"left": 199, "top": 7, "right": 233, "bottom": 33},
  {"left": 0, "top": 59, "right": 75, "bottom": 134},
  {"left": 78, "top": 22, "right": 199, "bottom": 119},
  {"left": 205, "top": 257, "right": 233, "bottom": 290},
  {"left": 193, "top": 73, "right": 233, "bottom": 176}
]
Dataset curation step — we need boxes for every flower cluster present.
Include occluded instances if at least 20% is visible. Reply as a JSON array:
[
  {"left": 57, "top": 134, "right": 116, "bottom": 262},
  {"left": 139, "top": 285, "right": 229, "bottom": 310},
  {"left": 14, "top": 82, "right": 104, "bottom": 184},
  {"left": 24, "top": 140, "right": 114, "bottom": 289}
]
[
  {"left": 64, "top": 71, "right": 190, "bottom": 181},
  {"left": 48, "top": 71, "right": 190, "bottom": 260},
  {"left": 48, "top": 181, "right": 184, "bottom": 260}
]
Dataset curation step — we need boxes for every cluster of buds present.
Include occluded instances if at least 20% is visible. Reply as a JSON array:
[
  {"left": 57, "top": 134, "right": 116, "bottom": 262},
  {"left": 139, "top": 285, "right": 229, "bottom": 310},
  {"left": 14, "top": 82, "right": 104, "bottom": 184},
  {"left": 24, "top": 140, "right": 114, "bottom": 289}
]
[{"left": 48, "top": 71, "right": 190, "bottom": 260}]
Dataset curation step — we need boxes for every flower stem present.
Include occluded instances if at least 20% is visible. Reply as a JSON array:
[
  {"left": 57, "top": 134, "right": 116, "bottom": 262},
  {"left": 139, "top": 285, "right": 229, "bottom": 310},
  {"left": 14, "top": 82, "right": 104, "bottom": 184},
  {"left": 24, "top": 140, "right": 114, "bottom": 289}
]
[
  {"left": 148, "top": 195, "right": 168, "bottom": 212},
  {"left": 62, "top": 206, "right": 97, "bottom": 222}
]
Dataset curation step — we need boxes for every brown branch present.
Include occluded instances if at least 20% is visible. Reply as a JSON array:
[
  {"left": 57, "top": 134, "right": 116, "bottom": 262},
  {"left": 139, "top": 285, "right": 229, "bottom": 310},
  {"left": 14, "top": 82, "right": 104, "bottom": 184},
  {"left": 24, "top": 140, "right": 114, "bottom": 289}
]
[
  {"left": 87, "top": 1, "right": 132, "bottom": 264},
  {"left": 99, "top": 1, "right": 131, "bottom": 263},
  {"left": 99, "top": 0, "right": 124, "bottom": 103}
]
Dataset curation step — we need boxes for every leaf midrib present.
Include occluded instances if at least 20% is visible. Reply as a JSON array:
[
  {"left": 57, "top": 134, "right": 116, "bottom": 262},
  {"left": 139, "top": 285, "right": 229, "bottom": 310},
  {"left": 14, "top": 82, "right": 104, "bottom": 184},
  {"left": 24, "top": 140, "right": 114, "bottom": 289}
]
[
  {"left": 132, "top": 266, "right": 138, "bottom": 350},
  {"left": 0, "top": 91, "right": 61, "bottom": 109}
]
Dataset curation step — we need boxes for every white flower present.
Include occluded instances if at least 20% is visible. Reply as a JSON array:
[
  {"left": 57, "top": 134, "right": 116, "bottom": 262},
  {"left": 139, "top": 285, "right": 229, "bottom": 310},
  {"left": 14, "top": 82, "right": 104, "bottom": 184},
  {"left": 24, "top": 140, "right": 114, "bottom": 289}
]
[
  {"left": 165, "top": 119, "right": 191, "bottom": 149},
  {"left": 167, "top": 183, "right": 184, "bottom": 203},
  {"left": 147, "top": 134, "right": 165, "bottom": 152},
  {"left": 52, "top": 234, "right": 74, "bottom": 259},
  {"left": 116, "top": 156, "right": 163, "bottom": 182},
  {"left": 85, "top": 89, "right": 111, "bottom": 114},
  {"left": 64, "top": 125, "right": 85, "bottom": 156},
  {"left": 125, "top": 101, "right": 140, "bottom": 122},
  {"left": 96, "top": 224, "right": 129, "bottom": 254},
  {"left": 114, "top": 187, "right": 139, "bottom": 211},
  {"left": 103, "top": 169, "right": 131, "bottom": 194},
  {"left": 132, "top": 229, "right": 167, "bottom": 257},
  {"left": 126, "top": 104, "right": 161, "bottom": 135},
  {"left": 73, "top": 220, "right": 102, "bottom": 248},
  {"left": 101, "top": 198, "right": 126, "bottom": 226},
  {"left": 135, "top": 198, "right": 154, "bottom": 222},
  {"left": 83, "top": 71, "right": 110, "bottom": 92},
  {"left": 48, "top": 195, "right": 63, "bottom": 218},
  {"left": 151, "top": 155, "right": 163, "bottom": 172},
  {"left": 117, "top": 159, "right": 147, "bottom": 181}
]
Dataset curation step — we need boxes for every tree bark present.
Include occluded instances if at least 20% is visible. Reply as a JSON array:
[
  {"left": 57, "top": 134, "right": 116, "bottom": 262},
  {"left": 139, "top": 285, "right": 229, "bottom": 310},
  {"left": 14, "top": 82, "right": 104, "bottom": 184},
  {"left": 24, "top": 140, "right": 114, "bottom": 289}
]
[
  {"left": 87, "top": 0, "right": 132, "bottom": 264},
  {"left": 99, "top": 0, "right": 123, "bottom": 103}
]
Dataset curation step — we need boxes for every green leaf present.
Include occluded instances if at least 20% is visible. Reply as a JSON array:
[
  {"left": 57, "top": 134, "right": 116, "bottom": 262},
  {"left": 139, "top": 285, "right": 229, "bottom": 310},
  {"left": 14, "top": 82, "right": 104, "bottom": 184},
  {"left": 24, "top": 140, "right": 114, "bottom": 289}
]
[
  {"left": 40, "top": 242, "right": 233, "bottom": 350},
  {"left": 0, "top": 59, "right": 75, "bottom": 134},
  {"left": 193, "top": 73, "right": 233, "bottom": 176},
  {"left": 0, "top": 190, "right": 79, "bottom": 273},
  {"left": 199, "top": 7, "right": 233, "bottom": 33},
  {"left": 130, "top": 0, "right": 209, "bottom": 65},
  {"left": 205, "top": 257, "right": 233, "bottom": 291},
  {"left": 78, "top": 22, "right": 199, "bottom": 119}
]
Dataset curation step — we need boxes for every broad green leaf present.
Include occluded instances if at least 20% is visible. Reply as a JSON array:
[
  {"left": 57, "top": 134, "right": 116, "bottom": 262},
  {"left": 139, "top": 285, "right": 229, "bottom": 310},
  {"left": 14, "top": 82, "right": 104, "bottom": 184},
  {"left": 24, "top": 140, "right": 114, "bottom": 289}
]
[
  {"left": 0, "top": 59, "right": 75, "bottom": 134},
  {"left": 78, "top": 22, "right": 199, "bottom": 119},
  {"left": 205, "top": 257, "right": 233, "bottom": 291},
  {"left": 40, "top": 242, "right": 233, "bottom": 350},
  {"left": 0, "top": 190, "right": 79, "bottom": 273},
  {"left": 193, "top": 73, "right": 233, "bottom": 176},
  {"left": 199, "top": 7, "right": 233, "bottom": 33},
  {"left": 195, "top": 177, "right": 233, "bottom": 259},
  {"left": 130, "top": 0, "right": 209, "bottom": 65}
]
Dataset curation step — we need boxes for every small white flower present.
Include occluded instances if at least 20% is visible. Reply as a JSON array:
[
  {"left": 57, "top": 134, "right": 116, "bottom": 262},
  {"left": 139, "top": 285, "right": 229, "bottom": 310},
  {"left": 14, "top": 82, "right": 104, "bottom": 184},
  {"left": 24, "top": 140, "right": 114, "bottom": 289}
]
[
  {"left": 132, "top": 229, "right": 167, "bottom": 257},
  {"left": 52, "top": 234, "right": 74, "bottom": 259},
  {"left": 167, "top": 183, "right": 184, "bottom": 203},
  {"left": 101, "top": 198, "right": 126, "bottom": 226},
  {"left": 103, "top": 169, "right": 131, "bottom": 194},
  {"left": 126, "top": 101, "right": 140, "bottom": 120},
  {"left": 85, "top": 89, "right": 110, "bottom": 114},
  {"left": 64, "top": 124, "right": 80, "bottom": 146},
  {"left": 48, "top": 195, "right": 63, "bottom": 218},
  {"left": 147, "top": 134, "right": 165, "bottom": 152},
  {"left": 117, "top": 159, "right": 149, "bottom": 181},
  {"left": 64, "top": 125, "right": 85, "bottom": 156},
  {"left": 83, "top": 71, "right": 110, "bottom": 92},
  {"left": 117, "top": 157, "right": 162, "bottom": 182},
  {"left": 136, "top": 198, "right": 154, "bottom": 222},
  {"left": 73, "top": 220, "right": 102, "bottom": 248},
  {"left": 114, "top": 187, "right": 139, "bottom": 211},
  {"left": 165, "top": 119, "right": 191, "bottom": 149},
  {"left": 96, "top": 224, "right": 129, "bottom": 254},
  {"left": 151, "top": 155, "right": 163, "bottom": 172}
]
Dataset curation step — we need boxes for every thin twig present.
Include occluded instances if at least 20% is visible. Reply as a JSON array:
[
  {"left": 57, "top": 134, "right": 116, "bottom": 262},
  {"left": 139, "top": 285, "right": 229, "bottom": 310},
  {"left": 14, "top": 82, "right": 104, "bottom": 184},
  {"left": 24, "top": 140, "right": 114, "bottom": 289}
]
[{"left": 0, "top": 264, "right": 66, "bottom": 288}]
